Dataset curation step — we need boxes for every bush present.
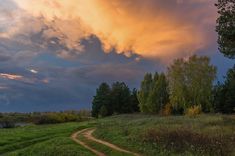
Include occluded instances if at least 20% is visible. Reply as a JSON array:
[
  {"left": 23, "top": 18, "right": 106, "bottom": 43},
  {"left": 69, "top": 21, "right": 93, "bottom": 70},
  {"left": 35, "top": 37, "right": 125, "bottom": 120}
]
[
  {"left": 32, "top": 111, "right": 90, "bottom": 125},
  {"left": 185, "top": 105, "right": 202, "bottom": 117},
  {"left": 0, "top": 117, "right": 16, "bottom": 128},
  {"left": 161, "top": 103, "right": 172, "bottom": 116}
]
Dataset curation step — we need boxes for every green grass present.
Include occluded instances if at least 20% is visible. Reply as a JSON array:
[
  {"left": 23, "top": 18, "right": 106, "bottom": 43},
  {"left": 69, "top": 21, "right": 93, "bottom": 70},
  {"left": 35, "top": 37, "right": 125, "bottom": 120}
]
[
  {"left": 94, "top": 114, "right": 235, "bottom": 156},
  {"left": 5, "top": 137, "right": 93, "bottom": 156},
  {"left": 0, "top": 122, "right": 95, "bottom": 156},
  {"left": 1, "top": 114, "right": 235, "bottom": 156}
]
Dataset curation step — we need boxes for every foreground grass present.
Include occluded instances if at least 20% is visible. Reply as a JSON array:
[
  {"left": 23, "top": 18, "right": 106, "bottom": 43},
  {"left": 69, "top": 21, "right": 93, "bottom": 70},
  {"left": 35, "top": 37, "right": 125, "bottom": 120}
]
[
  {"left": 94, "top": 114, "right": 235, "bottom": 156},
  {"left": 1, "top": 114, "right": 235, "bottom": 156},
  {"left": 0, "top": 122, "right": 95, "bottom": 156}
]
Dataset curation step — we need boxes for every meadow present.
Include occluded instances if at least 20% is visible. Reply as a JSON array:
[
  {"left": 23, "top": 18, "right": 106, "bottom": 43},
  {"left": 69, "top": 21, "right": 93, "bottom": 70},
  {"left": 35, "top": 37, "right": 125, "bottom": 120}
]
[
  {"left": 0, "top": 122, "right": 95, "bottom": 156},
  {"left": 0, "top": 114, "right": 235, "bottom": 156},
  {"left": 94, "top": 114, "right": 235, "bottom": 156}
]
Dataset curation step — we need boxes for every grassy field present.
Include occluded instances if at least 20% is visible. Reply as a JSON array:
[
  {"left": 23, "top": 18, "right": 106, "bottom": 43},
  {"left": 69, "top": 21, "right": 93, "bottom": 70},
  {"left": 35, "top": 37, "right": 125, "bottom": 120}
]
[
  {"left": 1, "top": 114, "right": 235, "bottom": 156},
  {"left": 0, "top": 122, "right": 95, "bottom": 156},
  {"left": 94, "top": 114, "right": 235, "bottom": 156}
]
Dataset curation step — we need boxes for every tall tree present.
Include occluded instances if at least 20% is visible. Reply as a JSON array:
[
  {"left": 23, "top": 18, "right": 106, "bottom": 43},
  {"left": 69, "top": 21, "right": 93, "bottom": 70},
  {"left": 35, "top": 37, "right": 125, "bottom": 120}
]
[
  {"left": 223, "top": 65, "right": 235, "bottom": 113},
  {"left": 167, "top": 55, "right": 217, "bottom": 113},
  {"left": 130, "top": 88, "right": 140, "bottom": 113},
  {"left": 214, "top": 65, "right": 235, "bottom": 113},
  {"left": 146, "top": 73, "right": 169, "bottom": 113},
  {"left": 167, "top": 58, "right": 187, "bottom": 113},
  {"left": 213, "top": 82, "right": 226, "bottom": 113},
  {"left": 111, "top": 82, "right": 131, "bottom": 114},
  {"left": 92, "top": 83, "right": 111, "bottom": 117},
  {"left": 137, "top": 73, "right": 153, "bottom": 112},
  {"left": 215, "top": 0, "right": 235, "bottom": 58}
]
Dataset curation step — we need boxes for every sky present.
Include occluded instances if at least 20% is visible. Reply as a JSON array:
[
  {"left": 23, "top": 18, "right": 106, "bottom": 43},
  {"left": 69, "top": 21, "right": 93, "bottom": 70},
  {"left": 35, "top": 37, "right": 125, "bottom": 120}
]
[{"left": 0, "top": 0, "right": 234, "bottom": 112}]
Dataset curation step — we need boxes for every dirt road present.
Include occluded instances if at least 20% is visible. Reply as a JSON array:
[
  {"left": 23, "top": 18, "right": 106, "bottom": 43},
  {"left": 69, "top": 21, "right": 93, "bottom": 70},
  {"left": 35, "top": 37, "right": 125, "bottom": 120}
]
[{"left": 71, "top": 128, "right": 140, "bottom": 156}]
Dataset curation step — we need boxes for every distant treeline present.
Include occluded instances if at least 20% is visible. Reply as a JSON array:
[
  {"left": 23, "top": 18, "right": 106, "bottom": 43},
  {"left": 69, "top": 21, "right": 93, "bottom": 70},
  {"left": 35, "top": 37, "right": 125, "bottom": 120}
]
[
  {"left": 92, "top": 82, "right": 139, "bottom": 118},
  {"left": 0, "top": 110, "right": 90, "bottom": 128},
  {"left": 92, "top": 55, "right": 235, "bottom": 117}
]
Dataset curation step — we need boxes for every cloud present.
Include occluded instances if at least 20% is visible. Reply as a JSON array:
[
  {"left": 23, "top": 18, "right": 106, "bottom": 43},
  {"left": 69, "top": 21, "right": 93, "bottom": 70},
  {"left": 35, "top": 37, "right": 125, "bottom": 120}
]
[
  {"left": 12, "top": 0, "right": 217, "bottom": 60},
  {"left": 0, "top": 73, "right": 23, "bottom": 80},
  {"left": 29, "top": 69, "right": 38, "bottom": 74},
  {"left": 0, "top": 72, "right": 49, "bottom": 84}
]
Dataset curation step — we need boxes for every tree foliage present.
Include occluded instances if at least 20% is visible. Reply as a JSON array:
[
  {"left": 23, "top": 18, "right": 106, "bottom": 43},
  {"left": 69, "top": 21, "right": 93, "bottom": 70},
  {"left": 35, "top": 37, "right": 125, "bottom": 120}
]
[
  {"left": 213, "top": 65, "right": 235, "bottom": 113},
  {"left": 138, "top": 72, "right": 169, "bottom": 113},
  {"left": 110, "top": 82, "right": 132, "bottom": 114},
  {"left": 215, "top": 0, "right": 235, "bottom": 58},
  {"left": 129, "top": 88, "right": 140, "bottom": 113},
  {"left": 92, "top": 83, "right": 111, "bottom": 118},
  {"left": 138, "top": 73, "right": 153, "bottom": 112},
  {"left": 167, "top": 55, "right": 217, "bottom": 113},
  {"left": 92, "top": 82, "right": 139, "bottom": 118}
]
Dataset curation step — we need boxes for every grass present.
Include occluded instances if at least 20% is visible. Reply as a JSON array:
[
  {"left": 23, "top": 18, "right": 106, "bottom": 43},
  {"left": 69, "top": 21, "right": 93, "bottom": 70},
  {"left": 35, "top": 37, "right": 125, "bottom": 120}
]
[
  {"left": 1, "top": 114, "right": 235, "bottom": 156},
  {"left": 5, "top": 137, "right": 93, "bottom": 156},
  {"left": 0, "top": 122, "right": 95, "bottom": 156},
  {"left": 94, "top": 114, "right": 235, "bottom": 156}
]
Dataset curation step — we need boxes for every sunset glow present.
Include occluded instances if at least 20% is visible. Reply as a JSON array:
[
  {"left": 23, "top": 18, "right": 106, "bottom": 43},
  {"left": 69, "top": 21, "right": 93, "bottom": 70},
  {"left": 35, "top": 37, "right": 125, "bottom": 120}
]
[
  {"left": 10, "top": 0, "right": 217, "bottom": 59},
  {"left": 0, "top": 0, "right": 233, "bottom": 112}
]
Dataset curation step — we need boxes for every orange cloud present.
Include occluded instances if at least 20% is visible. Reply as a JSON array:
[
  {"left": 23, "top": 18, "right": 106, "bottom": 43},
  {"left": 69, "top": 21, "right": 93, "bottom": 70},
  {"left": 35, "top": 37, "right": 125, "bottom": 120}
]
[
  {"left": 0, "top": 72, "right": 49, "bottom": 84},
  {"left": 13, "top": 0, "right": 217, "bottom": 60},
  {"left": 0, "top": 73, "right": 23, "bottom": 80}
]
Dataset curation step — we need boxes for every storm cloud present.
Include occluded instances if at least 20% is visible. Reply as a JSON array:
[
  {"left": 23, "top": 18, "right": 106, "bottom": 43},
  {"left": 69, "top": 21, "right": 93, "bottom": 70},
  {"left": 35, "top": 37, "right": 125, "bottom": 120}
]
[
  {"left": 7, "top": 0, "right": 217, "bottom": 60},
  {"left": 0, "top": 0, "right": 234, "bottom": 112}
]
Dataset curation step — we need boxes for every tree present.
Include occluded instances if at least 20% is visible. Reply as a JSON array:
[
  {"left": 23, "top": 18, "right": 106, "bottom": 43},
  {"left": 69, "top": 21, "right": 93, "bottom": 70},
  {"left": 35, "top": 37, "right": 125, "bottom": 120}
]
[
  {"left": 167, "top": 59, "right": 187, "bottom": 113},
  {"left": 167, "top": 55, "right": 217, "bottom": 113},
  {"left": 111, "top": 82, "right": 131, "bottom": 114},
  {"left": 92, "top": 83, "right": 111, "bottom": 118},
  {"left": 213, "top": 82, "right": 225, "bottom": 112},
  {"left": 223, "top": 65, "right": 235, "bottom": 113},
  {"left": 138, "top": 72, "right": 169, "bottom": 113},
  {"left": 215, "top": 0, "right": 235, "bottom": 58},
  {"left": 137, "top": 73, "right": 153, "bottom": 112},
  {"left": 129, "top": 88, "right": 140, "bottom": 113},
  {"left": 99, "top": 105, "right": 108, "bottom": 117},
  {"left": 146, "top": 73, "right": 169, "bottom": 113},
  {"left": 214, "top": 65, "right": 235, "bottom": 113}
]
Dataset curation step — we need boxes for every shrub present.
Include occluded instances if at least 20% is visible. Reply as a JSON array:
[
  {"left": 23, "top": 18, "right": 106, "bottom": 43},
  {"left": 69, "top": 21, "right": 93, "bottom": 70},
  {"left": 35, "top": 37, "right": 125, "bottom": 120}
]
[
  {"left": 32, "top": 111, "right": 88, "bottom": 125},
  {"left": 185, "top": 105, "right": 202, "bottom": 117},
  {"left": 161, "top": 103, "right": 172, "bottom": 116},
  {"left": 0, "top": 117, "right": 16, "bottom": 128}
]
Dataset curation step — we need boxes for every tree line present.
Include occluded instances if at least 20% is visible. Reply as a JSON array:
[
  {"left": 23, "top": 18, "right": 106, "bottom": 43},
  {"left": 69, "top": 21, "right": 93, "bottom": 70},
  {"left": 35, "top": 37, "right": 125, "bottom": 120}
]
[
  {"left": 92, "top": 0, "right": 235, "bottom": 117},
  {"left": 92, "top": 82, "right": 139, "bottom": 118},
  {"left": 92, "top": 55, "right": 235, "bottom": 117},
  {"left": 0, "top": 110, "right": 91, "bottom": 128}
]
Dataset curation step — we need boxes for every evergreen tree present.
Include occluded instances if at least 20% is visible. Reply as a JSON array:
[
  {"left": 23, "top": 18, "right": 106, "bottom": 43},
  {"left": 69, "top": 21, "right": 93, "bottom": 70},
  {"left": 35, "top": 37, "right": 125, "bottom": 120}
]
[
  {"left": 92, "top": 83, "right": 111, "bottom": 118},
  {"left": 111, "top": 82, "right": 131, "bottom": 114},
  {"left": 99, "top": 105, "right": 108, "bottom": 117},
  {"left": 214, "top": 65, "right": 235, "bottom": 113},
  {"left": 130, "top": 88, "right": 140, "bottom": 113},
  {"left": 223, "top": 65, "right": 235, "bottom": 113}
]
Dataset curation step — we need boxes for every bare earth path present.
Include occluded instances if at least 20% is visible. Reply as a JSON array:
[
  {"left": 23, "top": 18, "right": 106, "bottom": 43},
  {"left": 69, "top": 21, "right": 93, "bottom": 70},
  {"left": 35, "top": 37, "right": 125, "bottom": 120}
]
[
  {"left": 71, "top": 128, "right": 140, "bottom": 156},
  {"left": 71, "top": 128, "right": 105, "bottom": 156}
]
